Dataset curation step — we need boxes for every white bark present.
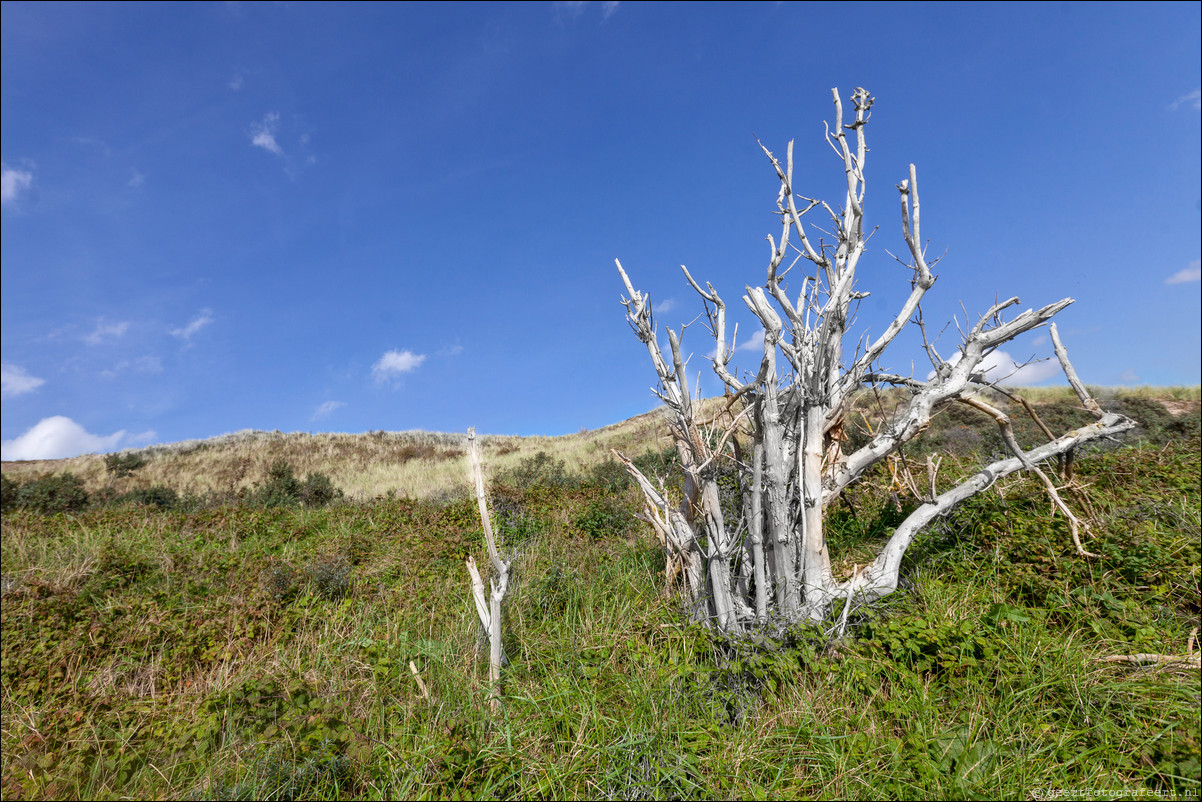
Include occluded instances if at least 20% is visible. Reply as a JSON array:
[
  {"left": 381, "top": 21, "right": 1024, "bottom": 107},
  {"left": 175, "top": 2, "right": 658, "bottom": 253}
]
[
  {"left": 615, "top": 88, "right": 1134, "bottom": 630},
  {"left": 465, "top": 427, "right": 510, "bottom": 708}
]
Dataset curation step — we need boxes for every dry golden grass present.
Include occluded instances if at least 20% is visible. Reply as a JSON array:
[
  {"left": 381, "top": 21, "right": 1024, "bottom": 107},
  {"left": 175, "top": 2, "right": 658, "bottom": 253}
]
[
  {"left": 0, "top": 410, "right": 678, "bottom": 501},
  {"left": 3, "top": 386, "right": 1196, "bottom": 501}
]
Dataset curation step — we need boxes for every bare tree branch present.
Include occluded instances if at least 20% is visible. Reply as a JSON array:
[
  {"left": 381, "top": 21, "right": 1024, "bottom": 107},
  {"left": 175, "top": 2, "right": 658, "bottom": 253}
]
[{"left": 614, "top": 88, "right": 1133, "bottom": 629}]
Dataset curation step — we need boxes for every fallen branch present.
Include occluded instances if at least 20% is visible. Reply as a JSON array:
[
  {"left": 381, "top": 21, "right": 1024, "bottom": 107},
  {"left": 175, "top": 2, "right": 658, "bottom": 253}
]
[{"left": 1096, "top": 654, "right": 1202, "bottom": 668}]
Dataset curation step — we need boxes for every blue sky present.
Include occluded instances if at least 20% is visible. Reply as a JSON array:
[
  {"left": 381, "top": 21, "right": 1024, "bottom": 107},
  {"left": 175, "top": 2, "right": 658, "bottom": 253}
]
[{"left": 2, "top": 1, "right": 1199, "bottom": 460}]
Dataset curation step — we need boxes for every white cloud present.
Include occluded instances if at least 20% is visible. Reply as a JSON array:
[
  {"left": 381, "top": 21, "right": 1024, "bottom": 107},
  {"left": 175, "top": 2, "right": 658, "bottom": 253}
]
[
  {"left": 229, "top": 71, "right": 245, "bottom": 91},
  {"left": 1118, "top": 369, "right": 1141, "bottom": 384},
  {"left": 735, "top": 329, "right": 766, "bottom": 352},
  {"left": 601, "top": 1, "right": 620, "bottom": 18},
  {"left": 1, "top": 416, "right": 136, "bottom": 460},
  {"left": 705, "top": 328, "right": 766, "bottom": 360},
  {"left": 127, "top": 169, "right": 145, "bottom": 188},
  {"left": 1, "top": 363, "right": 45, "bottom": 398},
  {"left": 84, "top": 320, "right": 130, "bottom": 345},
  {"left": 373, "top": 349, "right": 426, "bottom": 382},
  {"left": 927, "top": 348, "right": 1061, "bottom": 386},
  {"left": 1, "top": 163, "right": 34, "bottom": 206},
  {"left": 1166, "top": 259, "right": 1201, "bottom": 285},
  {"left": 311, "top": 400, "right": 346, "bottom": 420},
  {"left": 653, "top": 298, "right": 676, "bottom": 314},
  {"left": 250, "top": 112, "right": 284, "bottom": 156},
  {"left": 170, "top": 309, "right": 214, "bottom": 341},
  {"left": 1169, "top": 88, "right": 1201, "bottom": 112}
]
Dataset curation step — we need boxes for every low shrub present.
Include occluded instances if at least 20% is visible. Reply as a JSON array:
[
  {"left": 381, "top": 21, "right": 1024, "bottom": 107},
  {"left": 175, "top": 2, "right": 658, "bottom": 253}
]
[
  {"left": 14, "top": 472, "right": 90, "bottom": 514},
  {"left": 502, "top": 451, "right": 577, "bottom": 490},
  {"left": 104, "top": 452, "right": 148, "bottom": 479},
  {"left": 306, "top": 554, "right": 352, "bottom": 600},
  {"left": 248, "top": 460, "right": 344, "bottom": 508},
  {"left": 575, "top": 496, "right": 633, "bottom": 540},
  {"left": 0, "top": 474, "right": 19, "bottom": 511},
  {"left": 117, "top": 485, "right": 180, "bottom": 510}
]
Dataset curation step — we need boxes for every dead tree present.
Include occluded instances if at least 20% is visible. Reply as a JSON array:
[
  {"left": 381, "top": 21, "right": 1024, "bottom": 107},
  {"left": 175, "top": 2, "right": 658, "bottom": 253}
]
[
  {"left": 464, "top": 428, "right": 509, "bottom": 709},
  {"left": 615, "top": 87, "right": 1134, "bottom": 631}
]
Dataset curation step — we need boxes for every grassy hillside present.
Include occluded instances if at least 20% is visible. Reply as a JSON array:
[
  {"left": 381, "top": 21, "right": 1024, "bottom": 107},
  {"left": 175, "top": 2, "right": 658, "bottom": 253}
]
[
  {"left": 1, "top": 387, "right": 1198, "bottom": 800},
  {"left": 3, "top": 386, "right": 1197, "bottom": 503},
  {"left": 1, "top": 408, "right": 678, "bottom": 503}
]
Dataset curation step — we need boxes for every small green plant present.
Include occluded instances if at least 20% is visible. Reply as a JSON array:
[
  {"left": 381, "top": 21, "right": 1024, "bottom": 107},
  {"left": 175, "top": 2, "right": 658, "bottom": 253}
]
[
  {"left": 861, "top": 613, "right": 999, "bottom": 676},
  {"left": 261, "top": 560, "right": 300, "bottom": 602},
  {"left": 306, "top": 554, "right": 351, "bottom": 600}
]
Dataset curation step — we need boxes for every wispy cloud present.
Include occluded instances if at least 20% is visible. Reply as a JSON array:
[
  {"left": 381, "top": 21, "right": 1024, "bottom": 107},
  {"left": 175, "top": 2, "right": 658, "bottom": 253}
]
[
  {"left": 127, "top": 169, "right": 145, "bottom": 188},
  {"left": 653, "top": 298, "right": 676, "bottom": 315},
  {"left": 101, "top": 356, "right": 163, "bottom": 379},
  {"left": 228, "top": 71, "right": 245, "bottom": 91},
  {"left": 706, "top": 328, "right": 767, "bottom": 360},
  {"left": 170, "top": 309, "right": 214, "bottom": 342},
  {"left": 735, "top": 329, "right": 766, "bottom": 353},
  {"left": 250, "top": 112, "right": 284, "bottom": 156},
  {"left": 555, "top": 1, "right": 618, "bottom": 20},
  {"left": 84, "top": 320, "right": 130, "bottom": 345},
  {"left": 1166, "top": 259, "right": 1201, "bottom": 284},
  {"left": 1, "top": 163, "right": 34, "bottom": 206},
  {"left": 1169, "top": 88, "right": 1201, "bottom": 112},
  {"left": 372, "top": 349, "right": 426, "bottom": 383},
  {"left": 1118, "top": 369, "right": 1141, "bottom": 384},
  {"left": 0, "top": 416, "right": 154, "bottom": 460},
  {"left": 72, "top": 136, "right": 112, "bottom": 156},
  {"left": 1, "top": 363, "right": 45, "bottom": 399},
  {"left": 557, "top": 1, "right": 587, "bottom": 18},
  {"left": 249, "top": 113, "right": 316, "bottom": 177},
  {"left": 311, "top": 400, "right": 346, "bottom": 421}
]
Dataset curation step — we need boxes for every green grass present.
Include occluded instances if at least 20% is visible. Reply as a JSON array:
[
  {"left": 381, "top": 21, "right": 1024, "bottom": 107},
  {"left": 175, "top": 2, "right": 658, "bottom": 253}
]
[{"left": 2, "top": 396, "right": 1199, "bottom": 800}]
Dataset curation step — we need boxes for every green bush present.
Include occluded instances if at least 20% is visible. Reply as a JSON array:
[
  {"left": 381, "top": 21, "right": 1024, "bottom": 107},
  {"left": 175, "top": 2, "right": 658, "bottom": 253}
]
[
  {"left": 1, "top": 473, "right": 19, "bottom": 511},
  {"left": 14, "top": 472, "right": 90, "bottom": 514},
  {"left": 260, "top": 560, "right": 300, "bottom": 602},
  {"left": 248, "top": 460, "right": 343, "bottom": 508},
  {"left": 104, "top": 452, "right": 148, "bottom": 479},
  {"left": 502, "top": 451, "right": 577, "bottom": 490},
  {"left": 631, "top": 445, "right": 681, "bottom": 486},
  {"left": 585, "top": 458, "right": 632, "bottom": 493},
  {"left": 575, "top": 496, "right": 633, "bottom": 540},
  {"left": 117, "top": 485, "right": 180, "bottom": 509},
  {"left": 299, "top": 471, "right": 342, "bottom": 507}
]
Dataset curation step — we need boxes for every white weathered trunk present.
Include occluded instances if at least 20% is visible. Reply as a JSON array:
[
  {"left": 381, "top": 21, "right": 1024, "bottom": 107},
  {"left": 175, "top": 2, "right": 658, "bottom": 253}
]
[
  {"left": 465, "top": 428, "right": 510, "bottom": 709},
  {"left": 615, "top": 87, "right": 1132, "bottom": 631}
]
